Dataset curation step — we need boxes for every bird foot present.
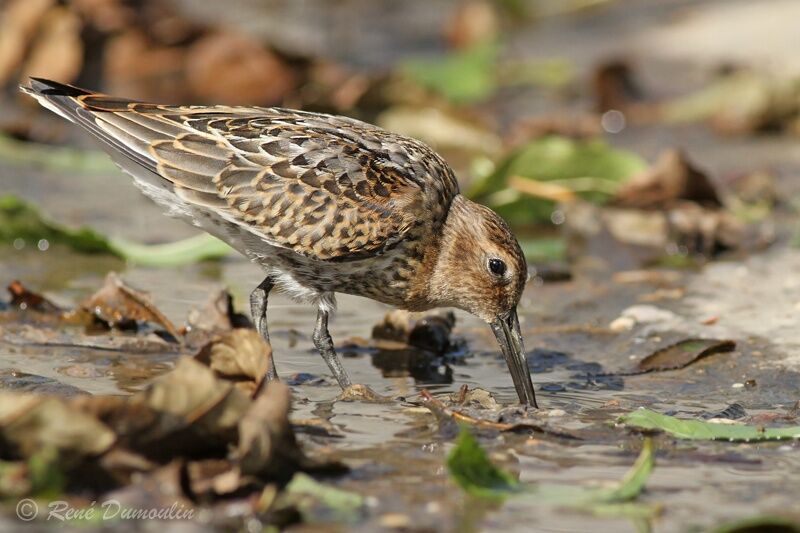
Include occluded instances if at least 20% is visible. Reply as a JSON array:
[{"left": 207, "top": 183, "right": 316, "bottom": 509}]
[{"left": 336, "top": 384, "right": 393, "bottom": 403}]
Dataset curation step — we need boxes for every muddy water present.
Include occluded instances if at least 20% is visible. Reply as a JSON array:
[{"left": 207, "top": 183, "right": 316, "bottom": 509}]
[{"left": 2, "top": 157, "right": 800, "bottom": 531}]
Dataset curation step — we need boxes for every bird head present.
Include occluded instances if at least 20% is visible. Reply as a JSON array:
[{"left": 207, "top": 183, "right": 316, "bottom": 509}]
[{"left": 429, "top": 195, "right": 537, "bottom": 407}]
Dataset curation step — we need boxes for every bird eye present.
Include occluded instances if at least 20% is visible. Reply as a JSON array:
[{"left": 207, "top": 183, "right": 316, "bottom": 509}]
[{"left": 488, "top": 258, "right": 506, "bottom": 277}]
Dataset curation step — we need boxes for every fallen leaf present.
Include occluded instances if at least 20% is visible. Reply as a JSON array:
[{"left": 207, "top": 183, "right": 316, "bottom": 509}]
[
  {"left": 194, "top": 329, "right": 270, "bottom": 395},
  {"left": 237, "top": 382, "right": 309, "bottom": 479},
  {"left": 186, "top": 32, "right": 295, "bottom": 106},
  {"left": 6, "top": 280, "right": 61, "bottom": 314},
  {"left": 620, "top": 409, "right": 800, "bottom": 441},
  {"left": 470, "top": 136, "right": 647, "bottom": 225},
  {"left": 592, "top": 59, "right": 643, "bottom": 113},
  {"left": 279, "top": 473, "right": 365, "bottom": 525},
  {"left": 447, "top": 427, "right": 520, "bottom": 500},
  {"left": 403, "top": 40, "right": 499, "bottom": 104},
  {"left": 633, "top": 339, "right": 736, "bottom": 374},
  {"left": 81, "top": 272, "right": 181, "bottom": 341},
  {"left": 0, "top": 392, "right": 115, "bottom": 463},
  {"left": 613, "top": 149, "right": 722, "bottom": 209}
]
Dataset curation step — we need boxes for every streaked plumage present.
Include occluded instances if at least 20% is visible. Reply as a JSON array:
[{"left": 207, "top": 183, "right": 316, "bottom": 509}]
[{"left": 23, "top": 78, "right": 538, "bottom": 406}]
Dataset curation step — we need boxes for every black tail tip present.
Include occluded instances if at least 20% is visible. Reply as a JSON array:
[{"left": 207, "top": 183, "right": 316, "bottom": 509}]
[{"left": 22, "top": 78, "right": 88, "bottom": 97}]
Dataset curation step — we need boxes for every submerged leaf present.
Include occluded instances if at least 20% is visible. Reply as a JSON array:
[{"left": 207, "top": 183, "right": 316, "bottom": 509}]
[
  {"left": 282, "top": 473, "right": 364, "bottom": 524},
  {"left": 446, "top": 427, "right": 520, "bottom": 499},
  {"left": 620, "top": 409, "right": 800, "bottom": 441},
  {"left": 469, "top": 136, "right": 647, "bottom": 224}
]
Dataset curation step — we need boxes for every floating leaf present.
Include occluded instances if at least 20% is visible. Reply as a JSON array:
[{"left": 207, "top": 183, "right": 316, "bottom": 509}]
[
  {"left": 446, "top": 426, "right": 521, "bottom": 499},
  {"left": 620, "top": 409, "right": 800, "bottom": 441},
  {"left": 469, "top": 136, "right": 647, "bottom": 224},
  {"left": 634, "top": 339, "right": 736, "bottom": 373}
]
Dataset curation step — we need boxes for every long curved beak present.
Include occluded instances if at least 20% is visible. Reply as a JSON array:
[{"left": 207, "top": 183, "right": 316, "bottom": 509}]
[{"left": 491, "top": 308, "right": 538, "bottom": 407}]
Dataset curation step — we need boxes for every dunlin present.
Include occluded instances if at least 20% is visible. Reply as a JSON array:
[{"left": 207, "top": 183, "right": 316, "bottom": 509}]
[{"left": 23, "top": 78, "right": 538, "bottom": 406}]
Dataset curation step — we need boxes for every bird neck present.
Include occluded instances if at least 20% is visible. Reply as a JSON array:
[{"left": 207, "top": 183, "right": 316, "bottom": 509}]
[{"left": 425, "top": 194, "right": 477, "bottom": 312}]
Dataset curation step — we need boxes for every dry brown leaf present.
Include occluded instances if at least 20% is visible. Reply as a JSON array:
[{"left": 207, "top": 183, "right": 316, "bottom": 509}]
[
  {"left": 0, "top": 0, "right": 54, "bottom": 84},
  {"left": 81, "top": 272, "right": 181, "bottom": 341},
  {"left": 194, "top": 329, "right": 271, "bottom": 396},
  {"left": 633, "top": 339, "right": 736, "bottom": 374},
  {"left": 20, "top": 6, "right": 83, "bottom": 86},
  {"left": 0, "top": 392, "right": 115, "bottom": 461},
  {"left": 237, "top": 381, "right": 305, "bottom": 477},
  {"left": 103, "top": 30, "right": 187, "bottom": 102},
  {"left": 186, "top": 32, "right": 295, "bottom": 106},
  {"left": 613, "top": 149, "right": 722, "bottom": 209},
  {"left": 6, "top": 280, "right": 61, "bottom": 314}
]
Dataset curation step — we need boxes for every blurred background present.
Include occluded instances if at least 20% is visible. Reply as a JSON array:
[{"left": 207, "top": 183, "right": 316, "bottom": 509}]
[
  {"left": 2, "top": 0, "right": 799, "bottom": 274},
  {"left": 2, "top": 0, "right": 800, "bottom": 276}
]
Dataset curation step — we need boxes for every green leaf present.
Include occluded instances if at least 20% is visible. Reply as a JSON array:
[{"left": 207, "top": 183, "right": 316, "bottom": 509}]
[
  {"left": 0, "top": 195, "right": 114, "bottom": 254},
  {"left": 283, "top": 473, "right": 364, "bottom": 524},
  {"left": 446, "top": 427, "right": 520, "bottom": 499},
  {"left": 469, "top": 136, "right": 647, "bottom": 225},
  {"left": 403, "top": 40, "right": 499, "bottom": 104},
  {"left": 446, "top": 427, "right": 658, "bottom": 521},
  {"left": 108, "top": 234, "right": 232, "bottom": 267},
  {"left": 519, "top": 237, "right": 566, "bottom": 262},
  {"left": 0, "top": 195, "right": 232, "bottom": 266},
  {"left": 620, "top": 409, "right": 800, "bottom": 441},
  {"left": 593, "top": 438, "right": 654, "bottom": 503}
]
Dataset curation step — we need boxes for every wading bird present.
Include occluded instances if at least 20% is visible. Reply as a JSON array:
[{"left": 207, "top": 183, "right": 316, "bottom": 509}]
[{"left": 23, "top": 78, "right": 538, "bottom": 406}]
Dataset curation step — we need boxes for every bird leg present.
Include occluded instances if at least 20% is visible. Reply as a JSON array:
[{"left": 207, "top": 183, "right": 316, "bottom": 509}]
[
  {"left": 250, "top": 277, "right": 279, "bottom": 381},
  {"left": 312, "top": 307, "right": 352, "bottom": 389}
]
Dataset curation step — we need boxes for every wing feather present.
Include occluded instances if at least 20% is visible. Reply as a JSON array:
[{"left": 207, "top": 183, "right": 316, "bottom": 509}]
[{"left": 22, "top": 78, "right": 460, "bottom": 261}]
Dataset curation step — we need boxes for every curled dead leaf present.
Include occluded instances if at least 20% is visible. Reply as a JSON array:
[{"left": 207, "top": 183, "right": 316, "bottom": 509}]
[
  {"left": 613, "top": 149, "right": 722, "bottom": 209},
  {"left": 195, "top": 329, "right": 271, "bottom": 396},
  {"left": 0, "top": 392, "right": 115, "bottom": 463},
  {"left": 81, "top": 272, "right": 181, "bottom": 341}
]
